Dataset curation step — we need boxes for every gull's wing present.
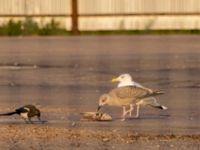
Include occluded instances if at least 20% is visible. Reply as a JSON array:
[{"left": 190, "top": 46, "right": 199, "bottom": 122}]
[
  {"left": 109, "top": 86, "right": 149, "bottom": 99},
  {"left": 109, "top": 86, "right": 163, "bottom": 100}
]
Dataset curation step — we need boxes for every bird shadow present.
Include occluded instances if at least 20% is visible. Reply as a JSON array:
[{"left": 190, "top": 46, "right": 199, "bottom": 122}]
[
  {"left": 127, "top": 114, "right": 170, "bottom": 120},
  {"left": 0, "top": 120, "right": 48, "bottom": 125},
  {"left": 34, "top": 120, "right": 48, "bottom": 124}
]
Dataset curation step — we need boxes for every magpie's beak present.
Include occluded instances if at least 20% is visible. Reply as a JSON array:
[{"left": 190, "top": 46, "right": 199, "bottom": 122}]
[{"left": 97, "top": 105, "right": 101, "bottom": 112}]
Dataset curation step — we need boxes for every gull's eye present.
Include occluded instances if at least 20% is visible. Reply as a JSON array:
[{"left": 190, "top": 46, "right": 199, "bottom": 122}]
[{"left": 102, "top": 98, "right": 106, "bottom": 103}]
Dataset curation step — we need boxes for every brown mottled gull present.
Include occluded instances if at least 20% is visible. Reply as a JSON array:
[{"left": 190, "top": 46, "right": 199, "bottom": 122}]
[{"left": 97, "top": 86, "right": 167, "bottom": 120}]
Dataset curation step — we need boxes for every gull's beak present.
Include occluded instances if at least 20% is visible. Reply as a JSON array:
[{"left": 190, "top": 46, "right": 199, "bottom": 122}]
[
  {"left": 97, "top": 105, "right": 101, "bottom": 112},
  {"left": 111, "top": 77, "right": 119, "bottom": 83}
]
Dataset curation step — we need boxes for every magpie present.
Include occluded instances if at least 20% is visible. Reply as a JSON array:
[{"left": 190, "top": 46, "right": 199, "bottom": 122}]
[{"left": 0, "top": 104, "right": 41, "bottom": 123}]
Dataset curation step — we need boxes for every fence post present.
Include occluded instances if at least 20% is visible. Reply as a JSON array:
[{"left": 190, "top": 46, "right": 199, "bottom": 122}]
[{"left": 71, "top": 0, "right": 79, "bottom": 35}]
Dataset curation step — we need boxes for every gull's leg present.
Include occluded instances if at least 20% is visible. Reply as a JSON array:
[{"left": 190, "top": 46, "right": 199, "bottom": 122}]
[
  {"left": 128, "top": 104, "right": 134, "bottom": 117},
  {"left": 121, "top": 106, "right": 127, "bottom": 121},
  {"left": 134, "top": 104, "right": 140, "bottom": 118},
  {"left": 122, "top": 106, "right": 126, "bottom": 116}
]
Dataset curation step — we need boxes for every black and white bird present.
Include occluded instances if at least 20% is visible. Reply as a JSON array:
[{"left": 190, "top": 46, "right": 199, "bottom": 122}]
[{"left": 0, "top": 105, "right": 41, "bottom": 123}]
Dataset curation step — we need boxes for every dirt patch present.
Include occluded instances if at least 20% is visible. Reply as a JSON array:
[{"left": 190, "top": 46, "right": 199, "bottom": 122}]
[{"left": 0, "top": 125, "right": 199, "bottom": 150}]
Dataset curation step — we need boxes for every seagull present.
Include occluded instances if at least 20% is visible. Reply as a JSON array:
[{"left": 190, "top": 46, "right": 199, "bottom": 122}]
[
  {"left": 110, "top": 73, "right": 167, "bottom": 119},
  {"left": 97, "top": 86, "right": 166, "bottom": 120},
  {"left": 111, "top": 73, "right": 152, "bottom": 91},
  {"left": 0, "top": 104, "right": 41, "bottom": 123}
]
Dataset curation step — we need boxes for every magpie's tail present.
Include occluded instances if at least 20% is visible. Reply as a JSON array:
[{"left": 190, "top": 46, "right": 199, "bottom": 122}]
[{"left": 0, "top": 111, "right": 16, "bottom": 116}]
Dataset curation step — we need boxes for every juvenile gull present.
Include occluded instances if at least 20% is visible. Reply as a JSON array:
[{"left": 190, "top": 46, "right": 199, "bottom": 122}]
[
  {"left": 97, "top": 86, "right": 166, "bottom": 120},
  {"left": 111, "top": 73, "right": 167, "bottom": 118}
]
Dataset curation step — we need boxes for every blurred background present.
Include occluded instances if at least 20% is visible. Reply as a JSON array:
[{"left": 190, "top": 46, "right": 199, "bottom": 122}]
[
  {"left": 0, "top": 0, "right": 200, "bottom": 35},
  {"left": 0, "top": 0, "right": 199, "bottom": 135}
]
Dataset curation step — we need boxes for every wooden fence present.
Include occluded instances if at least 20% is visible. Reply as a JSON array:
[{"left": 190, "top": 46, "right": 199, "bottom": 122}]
[{"left": 1, "top": 0, "right": 200, "bottom": 33}]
